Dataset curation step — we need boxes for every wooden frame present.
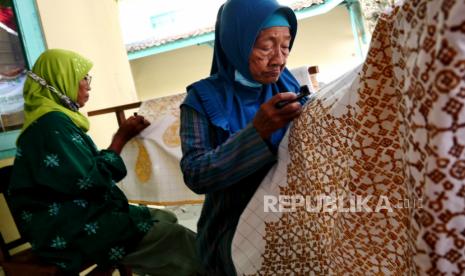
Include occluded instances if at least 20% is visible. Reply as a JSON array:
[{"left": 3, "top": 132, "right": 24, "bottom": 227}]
[{"left": 87, "top": 101, "right": 141, "bottom": 126}]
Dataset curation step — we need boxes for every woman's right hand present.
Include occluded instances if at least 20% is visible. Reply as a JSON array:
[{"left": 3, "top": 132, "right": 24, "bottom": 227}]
[
  {"left": 253, "top": 92, "right": 302, "bottom": 139},
  {"left": 108, "top": 114, "right": 150, "bottom": 154}
]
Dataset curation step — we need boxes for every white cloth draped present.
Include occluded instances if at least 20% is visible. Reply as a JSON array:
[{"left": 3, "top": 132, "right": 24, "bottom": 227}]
[{"left": 119, "top": 93, "right": 204, "bottom": 205}]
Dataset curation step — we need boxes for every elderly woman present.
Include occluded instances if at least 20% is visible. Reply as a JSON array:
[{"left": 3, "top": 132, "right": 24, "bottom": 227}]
[
  {"left": 180, "top": 0, "right": 307, "bottom": 274},
  {"left": 8, "top": 49, "right": 200, "bottom": 275}
]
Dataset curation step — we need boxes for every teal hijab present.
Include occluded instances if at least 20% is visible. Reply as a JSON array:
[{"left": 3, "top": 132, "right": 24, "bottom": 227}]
[{"left": 21, "top": 49, "right": 93, "bottom": 135}]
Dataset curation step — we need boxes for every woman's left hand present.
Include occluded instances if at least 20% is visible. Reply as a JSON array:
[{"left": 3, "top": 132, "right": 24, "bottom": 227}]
[{"left": 108, "top": 114, "right": 150, "bottom": 154}]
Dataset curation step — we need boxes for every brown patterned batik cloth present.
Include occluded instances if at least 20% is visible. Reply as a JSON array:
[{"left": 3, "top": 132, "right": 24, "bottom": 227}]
[{"left": 232, "top": 0, "right": 465, "bottom": 274}]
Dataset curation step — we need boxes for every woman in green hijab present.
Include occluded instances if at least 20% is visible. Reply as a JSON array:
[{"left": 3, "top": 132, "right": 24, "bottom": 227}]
[{"left": 8, "top": 49, "right": 201, "bottom": 275}]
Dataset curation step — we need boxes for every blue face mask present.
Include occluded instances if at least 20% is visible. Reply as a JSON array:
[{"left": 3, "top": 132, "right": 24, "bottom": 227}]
[{"left": 234, "top": 70, "right": 262, "bottom": 88}]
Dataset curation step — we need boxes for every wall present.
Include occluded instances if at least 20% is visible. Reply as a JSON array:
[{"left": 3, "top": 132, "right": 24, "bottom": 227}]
[
  {"left": 288, "top": 5, "right": 362, "bottom": 84},
  {"left": 130, "top": 5, "right": 362, "bottom": 100},
  {"left": 35, "top": 0, "right": 138, "bottom": 148},
  {"left": 131, "top": 44, "right": 212, "bottom": 100}
]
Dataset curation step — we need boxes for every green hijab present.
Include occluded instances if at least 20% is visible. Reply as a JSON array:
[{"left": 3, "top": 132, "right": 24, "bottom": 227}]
[{"left": 21, "top": 49, "right": 93, "bottom": 135}]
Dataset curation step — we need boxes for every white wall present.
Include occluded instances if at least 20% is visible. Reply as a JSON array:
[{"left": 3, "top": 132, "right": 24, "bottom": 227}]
[{"left": 130, "top": 5, "right": 363, "bottom": 100}]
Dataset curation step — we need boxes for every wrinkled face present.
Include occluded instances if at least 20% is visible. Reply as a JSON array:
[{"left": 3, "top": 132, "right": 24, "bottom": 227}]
[
  {"left": 77, "top": 74, "right": 91, "bottom": 107},
  {"left": 249, "top": 26, "right": 291, "bottom": 84}
]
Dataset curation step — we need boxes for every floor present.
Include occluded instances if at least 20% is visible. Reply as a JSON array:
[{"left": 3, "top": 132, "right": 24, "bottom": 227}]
[{"left": 165, "top": 203, "right": 202, "bottom": 232}]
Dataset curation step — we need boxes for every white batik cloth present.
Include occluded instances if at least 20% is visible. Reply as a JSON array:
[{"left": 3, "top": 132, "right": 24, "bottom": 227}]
[
  {"left": 289, "top": 65, "right": 316, "bottom": 93},
  {"left": 119, "top": 93, "right": 204, "bottom": 205},
  {"left": 232, "top": 0, "right": 465, "bottom": 274}
]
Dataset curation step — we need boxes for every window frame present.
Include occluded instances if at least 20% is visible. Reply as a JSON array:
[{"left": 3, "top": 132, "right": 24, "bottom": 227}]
[{"left": 0, "top": 0, "right": 45, "bottom": 159}]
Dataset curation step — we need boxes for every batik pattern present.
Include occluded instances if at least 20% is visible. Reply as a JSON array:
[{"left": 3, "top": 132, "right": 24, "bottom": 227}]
[
  {"left": 232, "top": 0, "right": 465, "bottom": 274},
  {"left": 119, "top": 93, "right": 204, "bottom": 205}
]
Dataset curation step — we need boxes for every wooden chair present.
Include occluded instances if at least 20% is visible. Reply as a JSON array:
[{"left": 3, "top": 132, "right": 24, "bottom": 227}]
[{"left": 0, "top": 165, "right": 132, "bottom": 276}]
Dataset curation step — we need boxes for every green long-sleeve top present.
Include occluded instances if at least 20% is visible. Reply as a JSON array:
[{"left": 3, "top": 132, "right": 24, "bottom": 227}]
[{"left": 8, "top": 111, "right": 153, "bottom": 273}]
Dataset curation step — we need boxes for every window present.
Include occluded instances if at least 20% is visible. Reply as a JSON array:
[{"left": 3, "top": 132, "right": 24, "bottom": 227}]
[
  {"left": 0, "top": 0, "right": 26, "bottom": 132},
  {"left": 0, "top": 0, "right": 45, "bottom": 159}
]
